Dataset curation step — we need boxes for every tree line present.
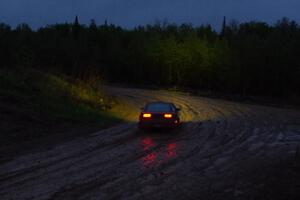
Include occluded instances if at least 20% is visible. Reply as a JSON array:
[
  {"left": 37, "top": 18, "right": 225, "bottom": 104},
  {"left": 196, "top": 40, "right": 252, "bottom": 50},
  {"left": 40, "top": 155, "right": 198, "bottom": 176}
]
[{"left": 0, "top": 17, "right": 299, "bottom": 97}]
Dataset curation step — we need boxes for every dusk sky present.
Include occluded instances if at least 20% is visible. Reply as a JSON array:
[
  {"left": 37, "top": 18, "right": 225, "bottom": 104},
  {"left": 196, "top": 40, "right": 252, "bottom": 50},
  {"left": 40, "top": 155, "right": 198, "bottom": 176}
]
[{"left": 1, "top": 0, "right": 300, "bottom": 29}]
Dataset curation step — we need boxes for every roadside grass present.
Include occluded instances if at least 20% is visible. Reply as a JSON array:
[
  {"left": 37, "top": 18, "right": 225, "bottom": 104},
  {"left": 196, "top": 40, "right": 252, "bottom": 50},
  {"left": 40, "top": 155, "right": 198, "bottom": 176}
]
[{"left": 0, "top": 67, "right": 122, "bottom": 158}]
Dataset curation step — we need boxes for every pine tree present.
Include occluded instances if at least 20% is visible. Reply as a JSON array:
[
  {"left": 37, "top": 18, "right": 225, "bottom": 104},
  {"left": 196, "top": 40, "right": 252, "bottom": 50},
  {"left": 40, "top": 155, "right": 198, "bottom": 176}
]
[
  {"left": 221, "top": 16, "right": 226, "bottom": 37},
  {"left": 89, "top": 19, "right": 97, "bottom": 31},
  {"left": 73, "top": 15, "right": 80, "bottom": 39}
]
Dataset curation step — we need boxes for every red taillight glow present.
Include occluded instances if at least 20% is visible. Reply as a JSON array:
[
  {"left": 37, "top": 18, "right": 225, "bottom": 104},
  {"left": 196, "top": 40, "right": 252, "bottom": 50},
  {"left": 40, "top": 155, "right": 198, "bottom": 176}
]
[
  {"left": 164, "top": 114, "right": 172, "bottom": 118},
  {"left": 143, "top": 113, "right": 152, "bottom": 118}
]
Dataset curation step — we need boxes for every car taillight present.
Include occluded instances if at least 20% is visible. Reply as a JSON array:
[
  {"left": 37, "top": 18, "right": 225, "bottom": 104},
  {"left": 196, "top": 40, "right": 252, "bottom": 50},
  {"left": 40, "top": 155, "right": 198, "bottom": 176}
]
[
  {"left": 143, "top": 113, "right": 152, "bottom": 118},
  {"left": 164, "top": 114, "right": 172, "bottom": 118}
]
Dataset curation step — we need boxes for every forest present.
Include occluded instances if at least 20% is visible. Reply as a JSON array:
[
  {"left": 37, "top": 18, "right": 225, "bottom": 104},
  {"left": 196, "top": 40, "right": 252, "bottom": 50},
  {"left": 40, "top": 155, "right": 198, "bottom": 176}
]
[{"left": 0, "top": 17, "right": 299, "bottom": 98}]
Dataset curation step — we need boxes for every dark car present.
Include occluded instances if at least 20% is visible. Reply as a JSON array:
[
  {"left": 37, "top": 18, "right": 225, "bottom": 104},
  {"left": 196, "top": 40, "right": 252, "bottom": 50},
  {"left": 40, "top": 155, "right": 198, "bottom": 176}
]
[{"left": 139, "top": 102, "right": 181, "bottom": 129}]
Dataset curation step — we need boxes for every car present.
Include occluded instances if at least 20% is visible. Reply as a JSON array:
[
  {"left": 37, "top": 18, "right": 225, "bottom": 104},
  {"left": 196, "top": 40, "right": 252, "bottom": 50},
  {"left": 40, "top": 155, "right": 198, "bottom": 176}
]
[{"left": 139, "top": 102, "right": 181, "bottom": 129}]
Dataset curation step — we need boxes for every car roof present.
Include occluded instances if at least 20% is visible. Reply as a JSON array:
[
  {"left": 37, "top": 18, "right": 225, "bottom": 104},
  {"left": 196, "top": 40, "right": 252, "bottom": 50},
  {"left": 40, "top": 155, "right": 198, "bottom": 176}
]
[{"left": 145, "top": 102, "right": 174, "bottom": 106}]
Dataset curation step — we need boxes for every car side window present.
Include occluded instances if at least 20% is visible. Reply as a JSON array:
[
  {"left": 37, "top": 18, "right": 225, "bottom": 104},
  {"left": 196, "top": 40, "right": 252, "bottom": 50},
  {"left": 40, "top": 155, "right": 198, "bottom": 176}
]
[{"left": 171, "top": 104, "right": 177, "bottom": 112}]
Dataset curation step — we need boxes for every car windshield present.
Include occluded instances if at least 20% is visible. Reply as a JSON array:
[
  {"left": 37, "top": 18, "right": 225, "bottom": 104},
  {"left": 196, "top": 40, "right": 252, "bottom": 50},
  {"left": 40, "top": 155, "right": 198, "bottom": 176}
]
[{"left": 145, "top": 103, "right": 173, "bottom": 112}]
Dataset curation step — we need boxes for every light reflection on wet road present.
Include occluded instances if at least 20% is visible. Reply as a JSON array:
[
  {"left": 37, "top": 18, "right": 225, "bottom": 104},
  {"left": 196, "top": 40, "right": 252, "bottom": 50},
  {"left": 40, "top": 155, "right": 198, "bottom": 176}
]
[{"left": 140, "top": 136, "right": 178, "bottom": 169}]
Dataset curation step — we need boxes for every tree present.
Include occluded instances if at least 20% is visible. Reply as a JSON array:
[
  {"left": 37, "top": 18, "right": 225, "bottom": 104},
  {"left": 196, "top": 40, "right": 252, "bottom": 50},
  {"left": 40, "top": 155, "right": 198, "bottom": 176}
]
[
  {"left": 72, "top": 15, "right": 80, "bottom": 39},
  {"left": 221, "top": 16, "right": 227, "bottom": 37},
  {"left": 89, "top": 19, "right": 97, "bottom": 31}
]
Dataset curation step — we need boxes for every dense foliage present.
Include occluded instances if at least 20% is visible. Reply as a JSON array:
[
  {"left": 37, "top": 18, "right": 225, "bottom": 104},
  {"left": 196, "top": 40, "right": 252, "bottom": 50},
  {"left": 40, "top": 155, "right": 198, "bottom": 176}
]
[{"left": 0, "top": 17, "right": 299, "bottom": 97}]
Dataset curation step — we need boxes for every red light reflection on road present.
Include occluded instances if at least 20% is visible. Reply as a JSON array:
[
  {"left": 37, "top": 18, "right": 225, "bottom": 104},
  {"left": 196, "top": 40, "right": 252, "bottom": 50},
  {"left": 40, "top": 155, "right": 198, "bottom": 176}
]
[
  {"left": 141, "top": 137, "right": 157, "bottom": 167},
  {"left": 142, "top": 152, "right": 157, "bottom": 167},
  {"left": 167, "top": 143, "right": 177, "bottom": 158},
  {"left": 140, "top": 137, "right": 178, "bottom": 168},
  {"left": 142, "top": 137, "right": 155, "bottom": 151}
]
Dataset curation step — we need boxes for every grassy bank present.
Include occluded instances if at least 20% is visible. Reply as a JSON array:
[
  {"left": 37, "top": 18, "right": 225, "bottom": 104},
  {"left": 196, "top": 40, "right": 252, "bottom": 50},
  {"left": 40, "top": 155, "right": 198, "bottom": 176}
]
[{"left": 0, "top": 67, "right": 121, "bottom": 159}]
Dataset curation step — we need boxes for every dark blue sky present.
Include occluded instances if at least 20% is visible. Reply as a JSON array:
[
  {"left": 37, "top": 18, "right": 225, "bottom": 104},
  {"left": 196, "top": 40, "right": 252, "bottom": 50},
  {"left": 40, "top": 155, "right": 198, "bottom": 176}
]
[{"left": 1, "top": 0, "right": 300, "bottom": 29}]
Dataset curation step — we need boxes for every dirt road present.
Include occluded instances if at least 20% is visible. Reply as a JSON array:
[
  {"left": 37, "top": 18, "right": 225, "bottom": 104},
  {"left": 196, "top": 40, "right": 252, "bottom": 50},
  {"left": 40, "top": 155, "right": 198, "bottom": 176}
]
[{"left": 1, "top": 87, "right": 300, "bottom": 200}]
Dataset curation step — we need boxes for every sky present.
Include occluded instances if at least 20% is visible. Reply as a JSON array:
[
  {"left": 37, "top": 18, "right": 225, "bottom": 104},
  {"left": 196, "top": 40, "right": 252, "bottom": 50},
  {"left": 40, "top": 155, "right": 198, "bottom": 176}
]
[{"left": 0, "top": 0, "right": 300, "bottom": 30}]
